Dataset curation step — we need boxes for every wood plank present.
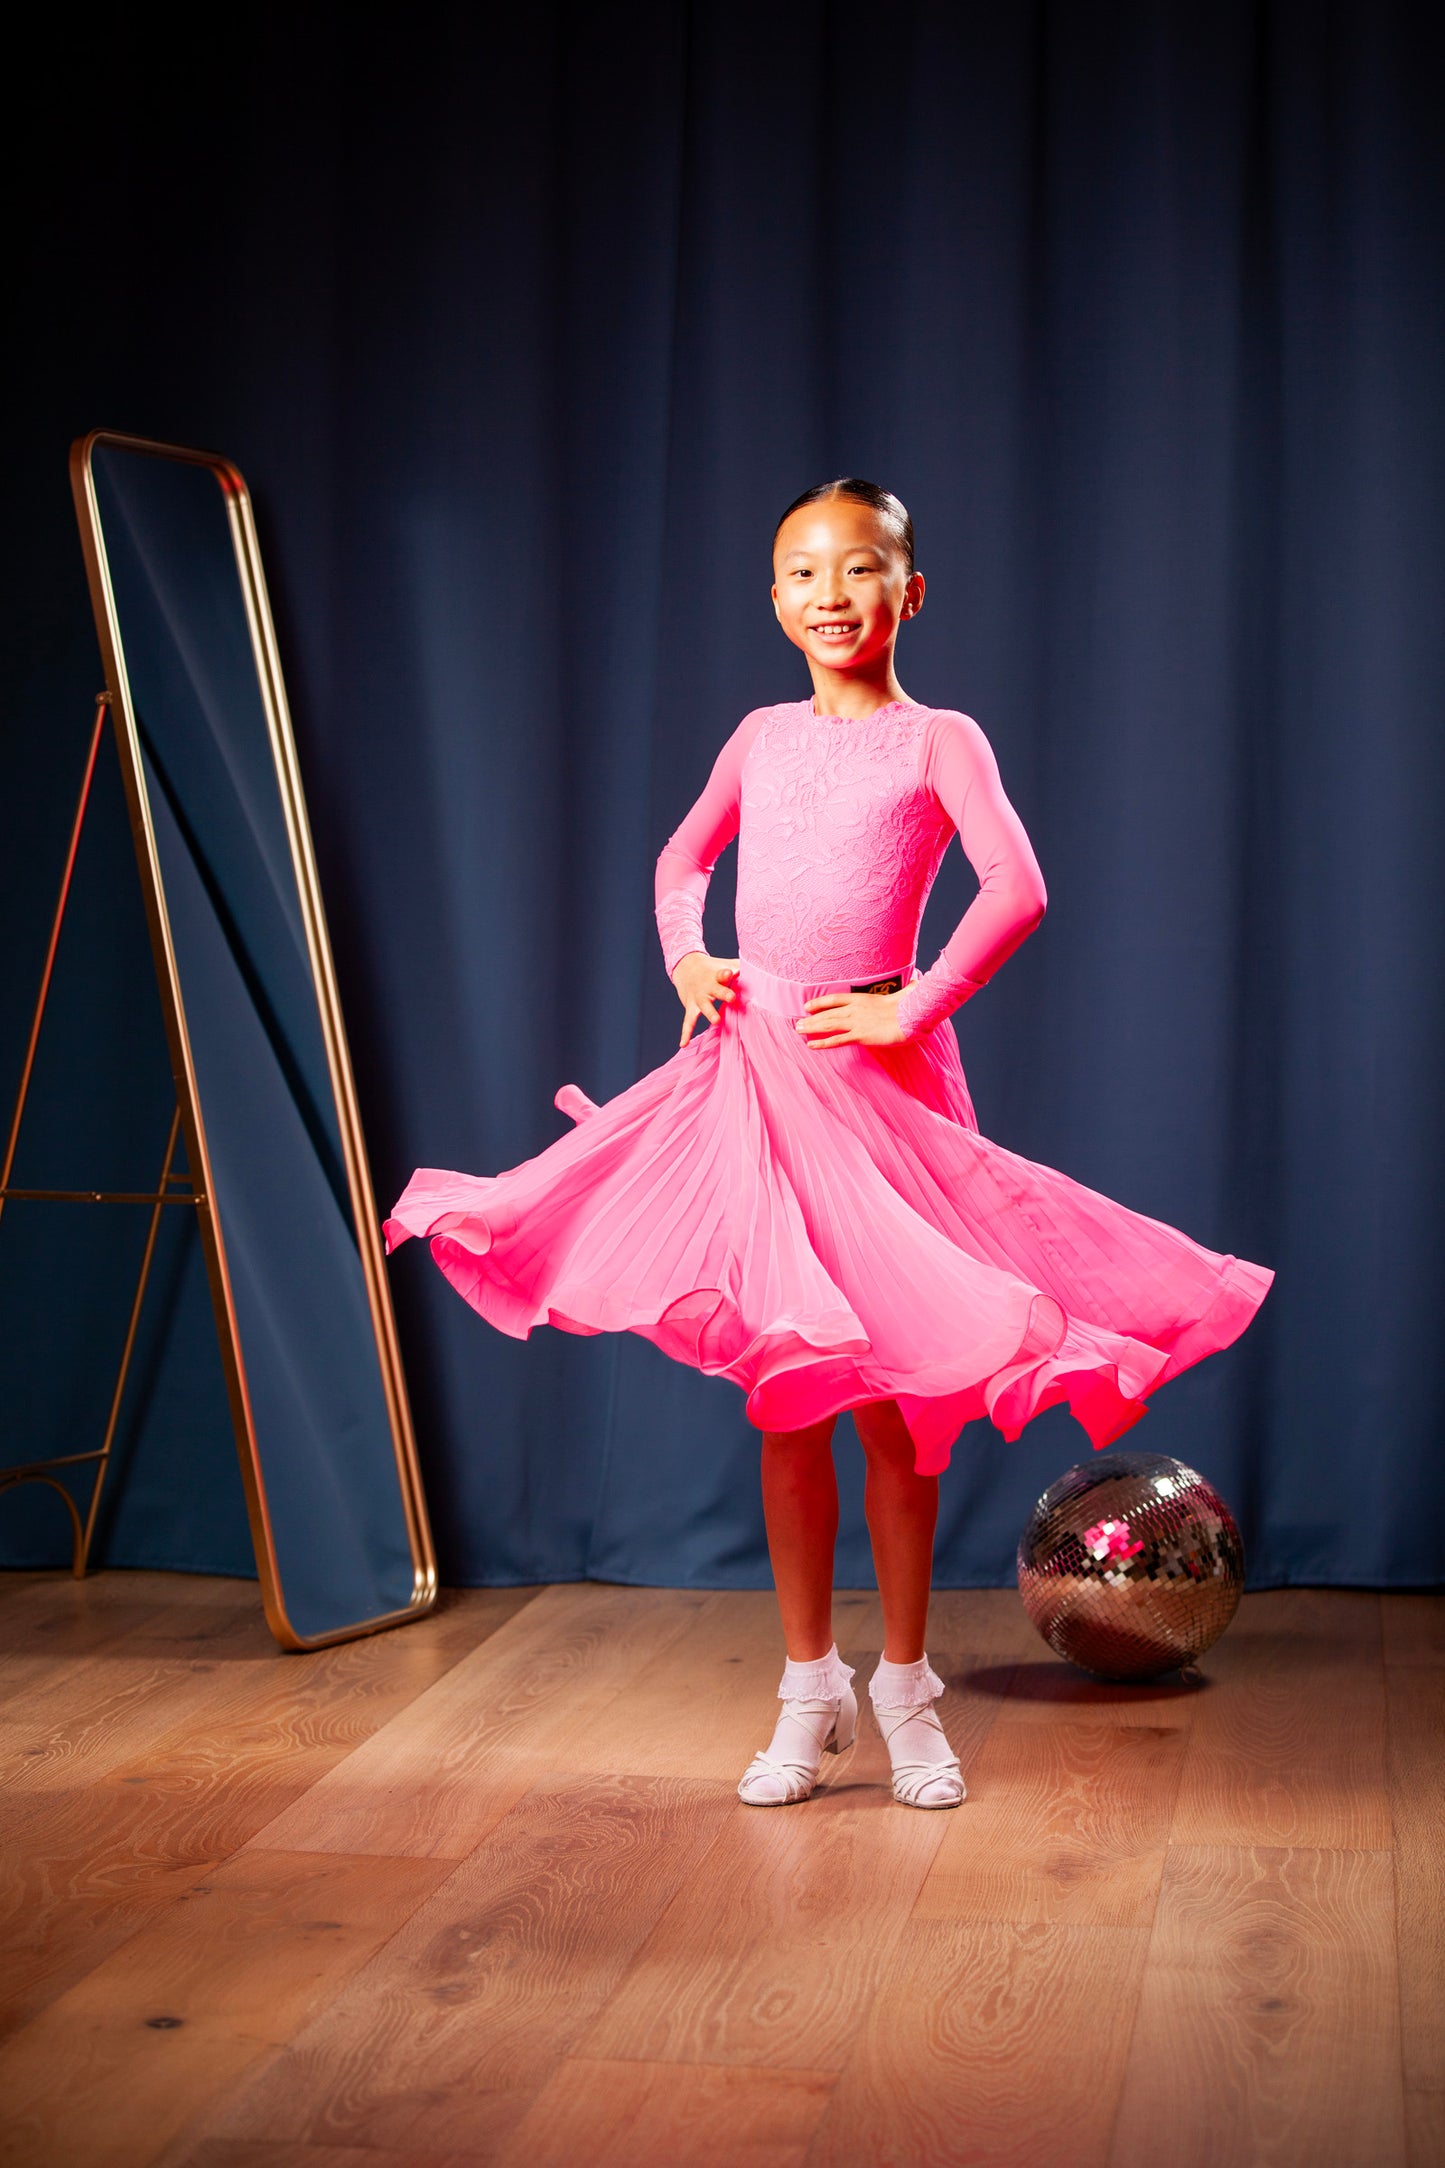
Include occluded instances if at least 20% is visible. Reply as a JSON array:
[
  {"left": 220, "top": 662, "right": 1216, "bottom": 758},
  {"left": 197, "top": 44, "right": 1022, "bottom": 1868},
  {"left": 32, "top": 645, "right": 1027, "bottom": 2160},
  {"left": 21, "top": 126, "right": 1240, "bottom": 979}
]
[
  {"left": 96, "top": 1586, "right": 539, "bottom": 1838},
  {"left": 559, "top": 1590, "right": 794, "bottom": 1782},
  {"left": 167, "top": 2145, "right": 495, "bottom": 2168},
  {"left": 1386, "top": 1667, "right": 1445, "bottom": 2100},
  {"left": 0, "top": 1568, "right": 255, "bottom": 1631},
  {"left": 970, "top": 1655, "right": 1209, "bottom": 1729},
  {"left": 200, "top": 1773, "right": 734, "bottom": 2158},
  {"left": 494, "top": 2058, "right": 835, "bottom": 2167},
  {"left": 0, "top": 1849, "right": 452, "bottom": 2168},
  {"left": 1381, "top": 1592, "right": 1445, "bottom": 1668},
  {"left": 581, "top": 1782, "right": 947, "bottom": 2072},
  {"left": 1109, "top": 1844, "right": 1404, "bottom": 2168},
  {"left": 1170, "top": 1591, "right": 1391, "bottom": 1848},
  {"left": 806, "top": 1916, "right": 1151, "bottom": 2168},
  {"left": 0, "top": 1590, "right": 536, "bottom": 2036},
  {"left": 0, "top": 1573, "right": 182, "bottom": 1702},
  {"left": 913, "top": 1716, "right": 1187, "bottom": 1929},
  {"left": 1406, "top": 2092, "right": 1445, "bottom": 2168},
  {"left": 0, "top": 1587, "right": 533, "bottom": 1797},
  {"left": 244, "top": 1585, "right": 713, "bottom": 1859},
  {"left": 0, "top": 1785, "right": 222, "bottom": 2042},
  {"left": 899, "top": 1587, "right": 1046, "bottom": 1661},
  {"left": 0, "top": 1604, "right": 279, "bottom": 1792},
  {"left": 1228, "top": 1590, "right": 1386, "bottom": 1650},
  {"left": 34, "top": 1570, "right": 262, "bottom": 1610},
  {"left": 0, "top": 1568, "right": 71, "bottom": 1606}
]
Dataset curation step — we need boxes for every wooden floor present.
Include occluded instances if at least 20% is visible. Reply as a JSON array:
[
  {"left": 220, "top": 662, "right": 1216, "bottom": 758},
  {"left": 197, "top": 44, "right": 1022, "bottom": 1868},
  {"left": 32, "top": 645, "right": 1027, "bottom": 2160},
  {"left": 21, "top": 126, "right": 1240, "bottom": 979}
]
[{"left": 0, "top": 1573, "right": 1439, "bottom": 2168}]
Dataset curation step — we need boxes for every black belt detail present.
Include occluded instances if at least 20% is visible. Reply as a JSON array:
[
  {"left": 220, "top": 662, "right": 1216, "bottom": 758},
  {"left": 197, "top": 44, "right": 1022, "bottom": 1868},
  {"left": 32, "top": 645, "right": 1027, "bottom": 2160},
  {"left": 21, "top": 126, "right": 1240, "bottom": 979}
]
[{"left": 850, "top": 974, "right": 904, "bottom": 997}]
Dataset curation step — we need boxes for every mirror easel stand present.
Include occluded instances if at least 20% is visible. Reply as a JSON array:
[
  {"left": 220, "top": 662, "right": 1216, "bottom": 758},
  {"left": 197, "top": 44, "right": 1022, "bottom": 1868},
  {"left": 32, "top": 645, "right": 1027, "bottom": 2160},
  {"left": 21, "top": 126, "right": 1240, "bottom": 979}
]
[{"left": 0, "top": 692, "right": 197, "bottom": 1575}]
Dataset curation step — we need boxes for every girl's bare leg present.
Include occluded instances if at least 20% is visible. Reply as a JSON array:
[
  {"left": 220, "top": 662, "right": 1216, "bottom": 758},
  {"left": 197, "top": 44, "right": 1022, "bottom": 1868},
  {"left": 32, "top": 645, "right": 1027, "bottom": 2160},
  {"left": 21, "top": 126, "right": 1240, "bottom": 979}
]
[
  {"left": 760, "top": 1416, "right": 839, "bottom": 1660},
  {"left": 852, "top": 1398, "right": 938, "bottom": 1662}
]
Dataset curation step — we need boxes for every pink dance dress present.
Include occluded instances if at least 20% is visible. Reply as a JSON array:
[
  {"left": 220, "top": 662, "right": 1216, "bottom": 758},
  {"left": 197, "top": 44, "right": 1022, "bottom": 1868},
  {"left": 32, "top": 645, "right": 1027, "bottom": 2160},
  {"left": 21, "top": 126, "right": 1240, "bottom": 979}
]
[{"left": 386, "top": 700, "right": 1273, "bottom": 1474}]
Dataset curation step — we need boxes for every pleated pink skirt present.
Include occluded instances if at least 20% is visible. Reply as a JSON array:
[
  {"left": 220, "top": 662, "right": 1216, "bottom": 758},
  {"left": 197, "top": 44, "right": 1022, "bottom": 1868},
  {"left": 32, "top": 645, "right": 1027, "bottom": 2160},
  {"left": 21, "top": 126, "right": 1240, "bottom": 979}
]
[{"left": 385, "top": 960, "right": 1273, "bottom": 1474}]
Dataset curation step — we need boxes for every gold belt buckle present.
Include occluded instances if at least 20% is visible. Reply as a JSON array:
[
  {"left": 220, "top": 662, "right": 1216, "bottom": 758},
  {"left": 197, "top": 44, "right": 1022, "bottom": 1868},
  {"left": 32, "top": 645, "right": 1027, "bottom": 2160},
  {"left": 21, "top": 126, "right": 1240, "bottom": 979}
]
[{"left": 850, "top": 973, "right": 903, "bottom": 997}]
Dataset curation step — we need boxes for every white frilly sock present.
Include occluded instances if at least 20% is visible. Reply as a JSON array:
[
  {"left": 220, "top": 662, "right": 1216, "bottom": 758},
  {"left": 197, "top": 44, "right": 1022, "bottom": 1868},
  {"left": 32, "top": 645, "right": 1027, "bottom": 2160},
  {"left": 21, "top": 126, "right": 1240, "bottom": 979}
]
[
  {"left": 780, "top": 1645, "right": 856, "bottom": 1703},
  {"left": 869, "top": 1654, "right": 965, "bottom": 1808},
  {"left": 868, "top": 1655, "right": 946, "bottom": 1710}
]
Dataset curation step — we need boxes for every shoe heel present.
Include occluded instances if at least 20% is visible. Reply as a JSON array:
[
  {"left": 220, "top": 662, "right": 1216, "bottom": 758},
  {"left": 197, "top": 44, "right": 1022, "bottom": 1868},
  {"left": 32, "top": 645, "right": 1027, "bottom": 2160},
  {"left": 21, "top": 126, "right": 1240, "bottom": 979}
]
[{"left": 827, "top": 1683, "right": 858, "bottom": 1754}]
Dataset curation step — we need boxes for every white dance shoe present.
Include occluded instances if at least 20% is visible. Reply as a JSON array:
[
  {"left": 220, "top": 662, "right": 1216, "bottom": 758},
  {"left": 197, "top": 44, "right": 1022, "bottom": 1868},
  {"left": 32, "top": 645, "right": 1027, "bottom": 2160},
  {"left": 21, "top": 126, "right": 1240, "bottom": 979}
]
[
  {"left": 737, "top": 1647, "right": 858, "bottom": 1806},
  {"left": 870, "top": 1656, "right": 966, "bottom": 1809}
]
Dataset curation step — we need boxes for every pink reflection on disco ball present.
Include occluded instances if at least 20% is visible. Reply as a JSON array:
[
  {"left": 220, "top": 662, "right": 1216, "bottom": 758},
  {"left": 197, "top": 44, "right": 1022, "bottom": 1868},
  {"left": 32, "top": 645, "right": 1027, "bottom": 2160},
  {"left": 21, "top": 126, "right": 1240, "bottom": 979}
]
[{"left": 1081, "top": 1517, "right": 1144, "bottom": 1564}]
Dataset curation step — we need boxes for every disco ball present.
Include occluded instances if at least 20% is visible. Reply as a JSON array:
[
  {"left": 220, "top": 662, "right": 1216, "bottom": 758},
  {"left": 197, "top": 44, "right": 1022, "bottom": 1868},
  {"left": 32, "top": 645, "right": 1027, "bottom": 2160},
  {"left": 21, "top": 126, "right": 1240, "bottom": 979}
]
[{"left": 1016, "top": 1451, "right": 1244, "bottom": 1680}]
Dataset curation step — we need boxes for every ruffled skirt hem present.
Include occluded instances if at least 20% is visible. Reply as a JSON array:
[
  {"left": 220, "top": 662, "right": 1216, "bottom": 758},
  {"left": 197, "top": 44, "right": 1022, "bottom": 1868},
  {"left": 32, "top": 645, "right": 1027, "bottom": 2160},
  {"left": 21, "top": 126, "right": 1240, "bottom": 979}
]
[{"left": 386, "top": 987, "right": 1272, "bottom": 1476}]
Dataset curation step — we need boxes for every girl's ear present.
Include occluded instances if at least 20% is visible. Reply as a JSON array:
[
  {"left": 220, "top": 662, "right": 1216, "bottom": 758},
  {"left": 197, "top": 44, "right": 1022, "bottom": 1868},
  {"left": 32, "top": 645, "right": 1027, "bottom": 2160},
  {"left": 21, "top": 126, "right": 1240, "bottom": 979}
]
[
  {"left": 770, "top": 583, "right": 782, "bottom": 620},
  {"left": 900, "top": 570, "right": 926, "bottom": 621}
]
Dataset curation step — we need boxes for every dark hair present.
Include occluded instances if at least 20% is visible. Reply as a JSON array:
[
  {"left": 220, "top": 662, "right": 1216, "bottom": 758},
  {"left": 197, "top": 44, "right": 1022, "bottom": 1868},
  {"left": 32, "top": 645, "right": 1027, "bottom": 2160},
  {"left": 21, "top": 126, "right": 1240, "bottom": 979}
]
[{"left": 773, "top": 477, "right": 915, "bottom": 573}]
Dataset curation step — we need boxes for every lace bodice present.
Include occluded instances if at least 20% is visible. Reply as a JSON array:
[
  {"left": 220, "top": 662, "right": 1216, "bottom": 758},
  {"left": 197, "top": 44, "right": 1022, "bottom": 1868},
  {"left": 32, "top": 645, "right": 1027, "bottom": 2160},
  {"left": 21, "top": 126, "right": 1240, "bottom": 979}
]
[
  {"left": 735, "top": 704, "right": 954, "bottom": 979},
  {"left": 655, "top": 699, "right": 1046, "bottom": 1037}
]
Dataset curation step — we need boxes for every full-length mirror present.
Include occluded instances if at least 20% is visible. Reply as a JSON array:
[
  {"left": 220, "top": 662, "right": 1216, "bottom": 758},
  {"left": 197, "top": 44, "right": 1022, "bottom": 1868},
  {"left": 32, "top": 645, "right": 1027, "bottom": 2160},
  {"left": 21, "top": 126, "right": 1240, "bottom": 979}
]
[{"left": 70, "top": 431, "right": 435, "bottom": 1647}]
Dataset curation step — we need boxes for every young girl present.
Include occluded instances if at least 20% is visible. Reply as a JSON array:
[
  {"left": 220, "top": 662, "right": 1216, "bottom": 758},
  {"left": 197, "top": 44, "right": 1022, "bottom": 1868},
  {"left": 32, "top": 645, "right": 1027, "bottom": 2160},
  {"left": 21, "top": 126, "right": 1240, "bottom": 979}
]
[{"left": 387, "top": 478, "right": 1273, "bottom": 1812}]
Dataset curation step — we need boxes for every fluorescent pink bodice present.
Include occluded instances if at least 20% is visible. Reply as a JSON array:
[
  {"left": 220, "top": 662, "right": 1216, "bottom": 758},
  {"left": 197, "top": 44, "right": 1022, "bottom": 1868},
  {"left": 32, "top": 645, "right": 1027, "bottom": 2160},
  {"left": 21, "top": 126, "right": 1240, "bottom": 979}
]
[{"left": 655, "top": 700, "right": 1048, "bottom": 1035}]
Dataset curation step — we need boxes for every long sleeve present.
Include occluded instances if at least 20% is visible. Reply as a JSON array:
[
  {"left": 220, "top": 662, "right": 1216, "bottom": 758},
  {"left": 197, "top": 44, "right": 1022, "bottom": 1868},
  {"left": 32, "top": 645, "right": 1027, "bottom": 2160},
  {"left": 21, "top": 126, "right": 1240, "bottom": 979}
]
[
  {"left": 654, "top": 709, "right": 767, "bottom": 978},
  {"left": 896, "top": 710, "right": 1047, "bottom": 1038}
]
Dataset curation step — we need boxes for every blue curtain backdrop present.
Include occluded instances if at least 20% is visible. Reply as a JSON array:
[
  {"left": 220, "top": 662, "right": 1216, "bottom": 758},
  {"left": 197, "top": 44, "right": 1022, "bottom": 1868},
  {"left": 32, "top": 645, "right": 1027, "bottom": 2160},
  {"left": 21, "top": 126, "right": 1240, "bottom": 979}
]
[{"left": 1, "top": 1, "right": 1441, "bottom": 1587}]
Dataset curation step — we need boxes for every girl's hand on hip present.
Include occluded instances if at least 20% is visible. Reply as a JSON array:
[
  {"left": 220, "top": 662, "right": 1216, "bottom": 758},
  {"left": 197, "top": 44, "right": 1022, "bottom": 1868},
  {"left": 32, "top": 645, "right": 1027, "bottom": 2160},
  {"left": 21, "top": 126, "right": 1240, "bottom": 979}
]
[
  {"left": 796, "top": 990, "right": 906, "bottom": 1049},
  {"left": 672, "top": 952, "right": 740, "bottom": 1047}
]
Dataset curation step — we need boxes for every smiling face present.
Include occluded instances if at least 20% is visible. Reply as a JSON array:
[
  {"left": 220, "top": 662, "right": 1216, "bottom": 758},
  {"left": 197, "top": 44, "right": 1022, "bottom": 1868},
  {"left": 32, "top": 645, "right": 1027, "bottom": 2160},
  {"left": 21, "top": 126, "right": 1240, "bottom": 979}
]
[{"left": 771, "top": 495, "right": 924, "bottom": 683}]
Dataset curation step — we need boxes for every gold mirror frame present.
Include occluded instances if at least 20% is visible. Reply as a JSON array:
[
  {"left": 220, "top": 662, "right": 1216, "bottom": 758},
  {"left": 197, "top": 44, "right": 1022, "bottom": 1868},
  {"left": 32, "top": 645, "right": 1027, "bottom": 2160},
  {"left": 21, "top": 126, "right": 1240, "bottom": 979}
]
[{"left": 68, "top": 430, "right": 436, "bottom": 1648}]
